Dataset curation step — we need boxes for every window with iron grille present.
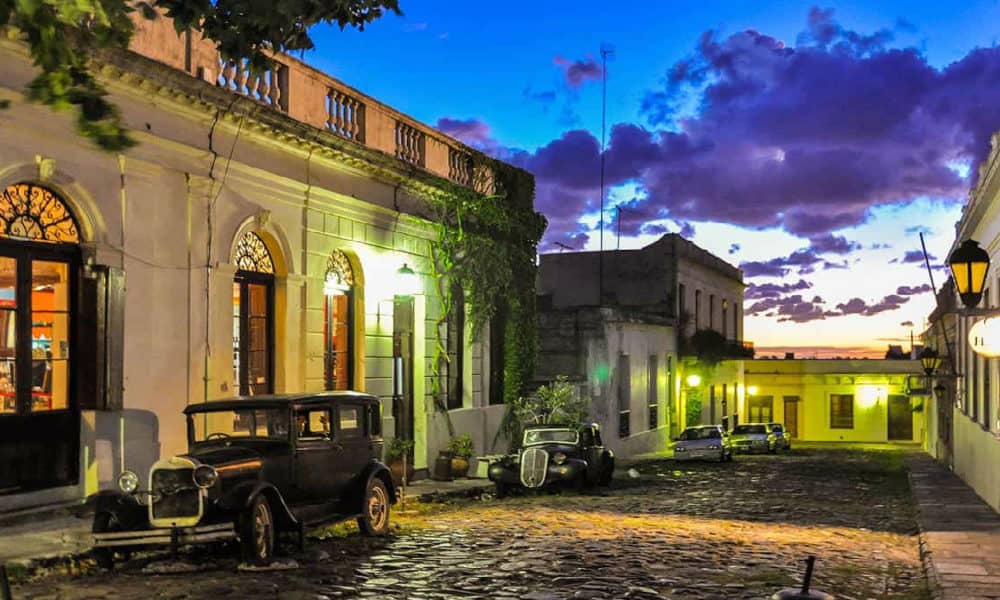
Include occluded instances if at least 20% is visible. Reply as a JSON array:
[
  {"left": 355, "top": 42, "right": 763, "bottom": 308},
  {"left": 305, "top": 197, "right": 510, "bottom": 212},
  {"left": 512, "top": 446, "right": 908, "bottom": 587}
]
[
  {"left": 830, "top": 394, "right": 854, "bottom": 429},
  {"left": 618, "top": 353, "right": 631, "bottom": 438},
  {"left": 647, "top": 355, "right": 658, "bottom": 430}
]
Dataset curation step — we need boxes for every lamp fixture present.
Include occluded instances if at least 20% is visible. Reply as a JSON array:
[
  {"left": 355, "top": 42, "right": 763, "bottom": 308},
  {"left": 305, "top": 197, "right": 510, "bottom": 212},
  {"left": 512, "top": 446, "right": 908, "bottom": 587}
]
[
  {"left": 919, "top": 347, "right": 943, "bottom": 377},
  {"left": 949, "top": 239, "right": 990, "bottom": 309},
  {"left": 685, "top": 374, "right": 701, "bottom": 387},
  {"left": 395, "top": 263, "right": 420, "bottom": 297}
]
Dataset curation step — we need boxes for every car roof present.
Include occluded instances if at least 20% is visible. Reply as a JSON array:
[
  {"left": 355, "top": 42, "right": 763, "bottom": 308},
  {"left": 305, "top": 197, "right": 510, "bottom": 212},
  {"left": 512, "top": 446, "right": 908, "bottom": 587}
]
[
  {"left": 523, "top": 424, "right": 585, "bottom": 431},
  {"left": 685, "top": 425, "right": 721, "bottom": 429},
  {"left": 183, "top": 391, "right": 379, "bottom": 414}
]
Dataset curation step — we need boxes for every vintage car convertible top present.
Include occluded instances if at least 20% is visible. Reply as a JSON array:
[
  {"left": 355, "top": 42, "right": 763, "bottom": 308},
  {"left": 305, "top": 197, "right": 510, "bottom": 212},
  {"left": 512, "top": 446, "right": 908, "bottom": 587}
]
[
  {"left": 488, "top": 423, "right": 614, "bottom": 496},
  {"left": 90, "top": 391, "right": 396, "bottom": 567}
]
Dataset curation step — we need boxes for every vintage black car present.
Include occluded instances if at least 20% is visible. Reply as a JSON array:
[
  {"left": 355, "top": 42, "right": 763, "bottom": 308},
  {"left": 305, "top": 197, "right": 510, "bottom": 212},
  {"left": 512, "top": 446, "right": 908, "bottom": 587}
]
[
  {"left": 488, "top": 423, "right": 614, "bottom": 496},
  {"left": 90, "top": 392, "right": 396, "bottom": 568}
]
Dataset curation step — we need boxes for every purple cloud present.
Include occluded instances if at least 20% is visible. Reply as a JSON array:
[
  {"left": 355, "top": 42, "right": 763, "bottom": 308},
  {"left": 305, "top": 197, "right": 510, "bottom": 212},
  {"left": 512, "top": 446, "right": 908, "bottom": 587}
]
[
  {"left": 894, "top": 250, "right": 934, "bottom": 264},
  {"left": 746, "top": 293, "right": 830, "bottom": 322},
  {"left": 553, "top": 55, "right": 603, "bottom": 88},
  {"left": 901, "top": 320, "right": 915, "bottom": 327},
  {"left": 897, "top": 283, "right": 932, "bottom": 295},
  {"left": 745, "top": 279, "right": 812, "bottom": 300},
  {"left": 810, "top": 234, "right": 861, "bottom": 255},
  {"left": 836, "top": 294, "right": 910, "bottom": 316},
  {"left": 740, "top": 248, "right": 822, "bottom": 278}
]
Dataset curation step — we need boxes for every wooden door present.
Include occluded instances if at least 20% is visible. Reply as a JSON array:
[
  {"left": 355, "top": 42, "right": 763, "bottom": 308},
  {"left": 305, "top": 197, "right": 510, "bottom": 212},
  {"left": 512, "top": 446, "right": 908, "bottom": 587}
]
[
  {"left": 887, "top": 395, "right": 913, "bottom": 440},
  {"left": 783, "top": 396, "right": 799, "bottom": 438}
]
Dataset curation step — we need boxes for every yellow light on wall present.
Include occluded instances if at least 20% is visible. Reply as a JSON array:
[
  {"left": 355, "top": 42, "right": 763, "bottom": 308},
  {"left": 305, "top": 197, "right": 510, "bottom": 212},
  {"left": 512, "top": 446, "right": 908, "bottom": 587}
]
[
  {"left": 968, "top": 318, "right": 1000, "bottom": 358},
  {"left": 857, "top": 385, "right": 884, "bottom": 408},
  {"left": 686, "top": 374, "right": 702, "bottom": 387},
  {"left": 747, "top": 385, "right": 759, "bottom": 395},
  {"left": 395, "top": 263, "right": 420, "bottom": 297}
]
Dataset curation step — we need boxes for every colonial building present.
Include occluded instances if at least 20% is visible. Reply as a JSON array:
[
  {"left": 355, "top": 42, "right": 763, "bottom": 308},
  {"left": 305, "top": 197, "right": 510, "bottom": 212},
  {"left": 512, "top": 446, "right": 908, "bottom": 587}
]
[
  {"left": 923, "top": 132, "right": 1000, "bottom": 512},
  {"left": 536, "top": 234, "right": 749, "bottom": 456},
  {"left": 0, "top": 18, "right": 536, "bottom": 511},
  {"left": 743, "top": 359, "right": 924, "bottom": 443}
]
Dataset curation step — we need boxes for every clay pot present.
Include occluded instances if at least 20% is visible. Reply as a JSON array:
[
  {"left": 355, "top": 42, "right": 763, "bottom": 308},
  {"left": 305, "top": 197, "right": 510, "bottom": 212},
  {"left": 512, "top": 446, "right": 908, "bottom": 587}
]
[
  {"left": 389, "top": 460, "right": 415, "bottom": 485},
  {"left": 450, "top": 456, "right": 470, "bottom": 478}
]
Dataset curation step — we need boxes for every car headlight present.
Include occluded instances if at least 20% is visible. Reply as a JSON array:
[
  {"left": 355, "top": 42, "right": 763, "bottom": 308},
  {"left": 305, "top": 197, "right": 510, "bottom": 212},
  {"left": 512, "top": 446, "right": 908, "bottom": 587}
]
[
  {"left": 118, "top": 470, "right": 139, "bottom": 494},
  {"left": 193, "top": 465, "right": 219, "bottom": 489},
  {"left": 675, "top": 446, "right": 687, "bottom": 452},
  {"left": 707, "top": 444, "right": 720, "bottom": 449},
  {"left": 552, "top": 452, "right": 567, "bottom": 465}
]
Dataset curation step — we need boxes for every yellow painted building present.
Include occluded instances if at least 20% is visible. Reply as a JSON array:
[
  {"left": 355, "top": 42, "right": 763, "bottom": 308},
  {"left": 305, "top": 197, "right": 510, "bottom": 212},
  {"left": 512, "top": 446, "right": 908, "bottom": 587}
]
[{"left": 744, "top": 359, "right": 924, "bottom": 442}]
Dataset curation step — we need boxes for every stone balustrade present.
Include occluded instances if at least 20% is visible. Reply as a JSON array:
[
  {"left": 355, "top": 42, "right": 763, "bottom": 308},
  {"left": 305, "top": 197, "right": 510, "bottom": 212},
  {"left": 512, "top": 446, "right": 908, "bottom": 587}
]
[{"left": 127, "top": 18, "right": 491, "bottom": 189}]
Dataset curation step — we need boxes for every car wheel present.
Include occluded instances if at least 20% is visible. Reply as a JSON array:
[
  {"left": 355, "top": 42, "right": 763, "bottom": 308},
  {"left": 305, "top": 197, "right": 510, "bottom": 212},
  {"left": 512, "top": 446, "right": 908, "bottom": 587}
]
[
  {"left": 240, "top": 495, "right": 274, "bottom": 565},
  {"left": 494, "top": 482, "right": 510, "bottom": 499},
  {"left": 92, "top": 512, "right": 121, "bottom": 570},
  {"left": 768, "top": 443, "right": 776, "bottom": 454},
  {"left": 599, "top": 457, "right": 614, "bottom": 486},
  {"left": 357, "top": 478, "right": 391, "bottom": 536}
]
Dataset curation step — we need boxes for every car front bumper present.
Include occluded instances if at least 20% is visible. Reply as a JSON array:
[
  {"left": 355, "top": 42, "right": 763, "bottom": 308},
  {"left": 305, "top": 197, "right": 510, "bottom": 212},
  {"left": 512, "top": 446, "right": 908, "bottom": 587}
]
[
  {"left": 93, "top": 522, "right": 236, "bottom": 548},
  {"left": 674, "top": 448, "right": 725, "bottom": 461},
  {"left": 488, "top": 461, "right": 585, "bottom": 487},
  {"left": 732, "top": 441, "right": 769, "bottom": 453}
]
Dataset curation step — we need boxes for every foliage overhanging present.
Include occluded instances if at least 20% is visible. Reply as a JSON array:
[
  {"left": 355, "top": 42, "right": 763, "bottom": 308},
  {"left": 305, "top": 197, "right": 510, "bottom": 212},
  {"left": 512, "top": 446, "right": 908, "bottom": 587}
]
[{"left": 1, "top": 0, "right": 400, "bottom": 150}]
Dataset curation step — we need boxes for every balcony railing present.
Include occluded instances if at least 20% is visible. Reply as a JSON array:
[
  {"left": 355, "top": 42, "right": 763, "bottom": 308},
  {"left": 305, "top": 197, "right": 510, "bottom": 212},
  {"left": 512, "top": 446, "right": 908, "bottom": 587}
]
[
  {"left": 126, "top": 18, "right": 491, "bottom": 189},
  {"left": 679, "top": 332, "right": 755, "bottom": 360}
]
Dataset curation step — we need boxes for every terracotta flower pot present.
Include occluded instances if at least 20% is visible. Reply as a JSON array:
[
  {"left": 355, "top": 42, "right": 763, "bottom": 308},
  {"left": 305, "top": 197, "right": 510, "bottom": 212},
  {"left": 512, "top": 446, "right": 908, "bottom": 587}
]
[
  {"left": 389, "top": 460, "right": 415, "bottom": 485},
  {"left": 450, "top": 456, "right": 470, "bottom": 478}
]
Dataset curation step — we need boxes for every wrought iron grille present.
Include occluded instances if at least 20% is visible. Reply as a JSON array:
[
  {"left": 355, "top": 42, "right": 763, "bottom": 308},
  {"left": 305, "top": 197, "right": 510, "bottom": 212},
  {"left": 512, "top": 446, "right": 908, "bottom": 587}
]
[
  {"left": 519, "top": 448, "right": 548, "bottom": 488},
  {"left": 0, "top": 184, "right": 80, "bottom": 243},
  {"left": 234, "top": 232, "right": 274, "bottom": 274}
]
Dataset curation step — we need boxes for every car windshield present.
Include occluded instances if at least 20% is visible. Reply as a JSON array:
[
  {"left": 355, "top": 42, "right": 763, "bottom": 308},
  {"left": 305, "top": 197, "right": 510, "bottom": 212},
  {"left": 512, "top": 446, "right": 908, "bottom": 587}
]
[
  {"left": 679, "top": 427, "right": 721, "bottom": 440},
  {"left": 189, "top": 408, "right": 290, "bottom": 443},
  {"left": 523, "top": 429, "right": 578, "bottom": 445},
  {"left": 733, "top": 424, "right": 767, "bottom": 435}
]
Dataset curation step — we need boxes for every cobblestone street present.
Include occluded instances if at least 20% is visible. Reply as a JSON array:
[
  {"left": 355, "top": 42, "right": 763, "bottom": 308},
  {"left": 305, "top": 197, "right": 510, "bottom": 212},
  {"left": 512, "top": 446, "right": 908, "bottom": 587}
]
[{"left": 11, "top": 447, "right": 929, "bottom": 599}]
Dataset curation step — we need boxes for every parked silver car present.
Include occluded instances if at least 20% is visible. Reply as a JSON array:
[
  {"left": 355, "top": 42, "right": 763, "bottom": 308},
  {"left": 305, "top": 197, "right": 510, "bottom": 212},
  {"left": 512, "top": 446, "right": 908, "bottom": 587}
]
[
  {"left": 730, "top": 423, "right": 777, "bottom": 454},
  {"left": 768, "top": 422, "right": 792, "bottom": 451},
  {"left": 673, "top": 425, "right": 732, "bottom": 462}
]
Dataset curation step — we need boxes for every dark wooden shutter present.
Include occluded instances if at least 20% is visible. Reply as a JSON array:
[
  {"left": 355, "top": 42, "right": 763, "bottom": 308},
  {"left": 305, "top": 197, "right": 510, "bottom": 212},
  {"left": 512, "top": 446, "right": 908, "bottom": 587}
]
[{"left": 77, "top": 265, "right": 124, "bottom": 411}]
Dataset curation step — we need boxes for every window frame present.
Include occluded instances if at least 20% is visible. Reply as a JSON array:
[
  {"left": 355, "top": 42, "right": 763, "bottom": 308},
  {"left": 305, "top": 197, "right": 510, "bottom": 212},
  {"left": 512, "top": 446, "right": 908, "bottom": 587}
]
[
  {"left": 234, "top": 270, "right": 275, "bottom": 397},
  {"left": 830, "top": 394, "right": 855, "bottom": 429}
]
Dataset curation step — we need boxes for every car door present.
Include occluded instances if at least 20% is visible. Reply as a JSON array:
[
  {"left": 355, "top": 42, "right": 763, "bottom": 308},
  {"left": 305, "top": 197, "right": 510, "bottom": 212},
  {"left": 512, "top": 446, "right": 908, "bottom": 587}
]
[
  {"left": 580, "top": 426, "right": 604, "bottom": 483},
  {"left": 293, "top": 403, "right": 339, "bottom": 503},
  {"left": 334, "top": 402, "right": 370, "bottom": 496}
]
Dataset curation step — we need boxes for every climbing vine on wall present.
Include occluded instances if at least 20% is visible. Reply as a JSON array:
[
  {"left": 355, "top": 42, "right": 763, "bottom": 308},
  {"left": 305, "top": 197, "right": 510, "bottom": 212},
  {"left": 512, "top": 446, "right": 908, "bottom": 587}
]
[{"left": 426, "top": 159, "right": 545, "bottom": 435}]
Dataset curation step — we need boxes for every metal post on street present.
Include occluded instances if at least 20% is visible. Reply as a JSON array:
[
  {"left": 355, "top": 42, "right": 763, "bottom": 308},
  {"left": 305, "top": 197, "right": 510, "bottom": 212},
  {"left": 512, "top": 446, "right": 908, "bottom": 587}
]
[{"left": 598, "top": 42, "right": 615, "bottom": 305}]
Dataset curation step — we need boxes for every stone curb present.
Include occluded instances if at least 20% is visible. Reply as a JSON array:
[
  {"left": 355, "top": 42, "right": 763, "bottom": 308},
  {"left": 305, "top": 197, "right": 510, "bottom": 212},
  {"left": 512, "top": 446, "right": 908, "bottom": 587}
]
[{"left": 907, "top": 469, "right": 943, "bottom": 600}]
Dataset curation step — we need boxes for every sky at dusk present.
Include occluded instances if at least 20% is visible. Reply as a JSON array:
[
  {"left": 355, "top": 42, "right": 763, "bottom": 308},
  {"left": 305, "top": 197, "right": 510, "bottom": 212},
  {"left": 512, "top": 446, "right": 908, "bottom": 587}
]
[{"left": 304, "top": 1, "right": 1000, "bottom": 358}]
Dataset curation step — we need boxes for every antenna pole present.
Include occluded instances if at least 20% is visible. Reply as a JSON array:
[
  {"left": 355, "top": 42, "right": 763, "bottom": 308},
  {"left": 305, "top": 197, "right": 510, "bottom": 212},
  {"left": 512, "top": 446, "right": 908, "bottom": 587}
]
[{"left": 598, "top": 46, "right": 612, "bottom": 305}]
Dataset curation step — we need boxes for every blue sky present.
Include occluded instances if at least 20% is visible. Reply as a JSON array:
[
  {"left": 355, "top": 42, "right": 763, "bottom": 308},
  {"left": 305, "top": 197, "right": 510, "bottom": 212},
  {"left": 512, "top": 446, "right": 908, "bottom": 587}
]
[{"left": 302, "top": 2, "right": 1000, "bottom": 356}]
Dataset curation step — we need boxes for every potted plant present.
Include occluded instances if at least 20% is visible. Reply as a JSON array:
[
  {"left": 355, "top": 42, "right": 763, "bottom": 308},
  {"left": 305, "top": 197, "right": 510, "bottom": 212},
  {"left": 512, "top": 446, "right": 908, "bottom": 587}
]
[
  {"left": 446, "top": 434, "right": 474, "bottom": 478},
  {"left": 386, "top": 437, "right": 415, "bottom": 485}
]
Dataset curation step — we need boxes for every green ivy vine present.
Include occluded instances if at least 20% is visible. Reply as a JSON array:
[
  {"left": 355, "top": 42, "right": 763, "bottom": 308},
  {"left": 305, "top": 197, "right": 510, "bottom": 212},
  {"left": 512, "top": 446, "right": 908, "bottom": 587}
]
[{"left": 426, "top": 159, "right": 545, "bottom": 436}]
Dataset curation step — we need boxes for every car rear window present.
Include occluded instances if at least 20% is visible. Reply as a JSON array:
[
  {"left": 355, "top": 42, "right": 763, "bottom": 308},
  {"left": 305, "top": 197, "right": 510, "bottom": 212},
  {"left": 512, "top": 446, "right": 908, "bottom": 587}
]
[
  {"left": 733, "top": 425, "right": 767, "bottom": 435},
  {"left": 679, "top": 427, "right": 721, "bottom": 440}
]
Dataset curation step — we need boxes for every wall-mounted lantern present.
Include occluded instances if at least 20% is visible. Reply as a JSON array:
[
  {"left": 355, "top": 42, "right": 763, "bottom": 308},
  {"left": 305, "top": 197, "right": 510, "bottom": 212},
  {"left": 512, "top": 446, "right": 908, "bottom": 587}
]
[
  {"left": 968, "top": 318, "right": 1000, "bottom": 358},
  {"left": 919, "top": 347, "right": 943, "bottom": 376},
  {"left": 686, "top": 374, "right": 701, "bottom": 387},
  {"left": 949, "top": 239, "right": 990, "bottom": 309},
  {"left": 747, "top": 385, "right": 759, "bottom": 396},
  {"left": 395, "top": 263, "right": 420, "bottom": 298}
]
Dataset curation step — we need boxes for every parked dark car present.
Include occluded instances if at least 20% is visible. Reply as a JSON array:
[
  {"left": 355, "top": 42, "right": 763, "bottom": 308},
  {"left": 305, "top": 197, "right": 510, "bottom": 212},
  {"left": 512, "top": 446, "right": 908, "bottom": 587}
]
[
  {"left": 768, "top": 422, "right": 792, "bottom": 451},
  {"left": 488, "top": 423, "right": 614, "bottom": 496},
  {"left": 89, "top": 392, "right": 396, "bottom": 568}
]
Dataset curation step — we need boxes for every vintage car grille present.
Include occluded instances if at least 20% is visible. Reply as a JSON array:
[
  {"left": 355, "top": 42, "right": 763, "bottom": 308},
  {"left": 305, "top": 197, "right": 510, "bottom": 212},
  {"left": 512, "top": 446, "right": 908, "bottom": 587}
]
[
  {"left": 519, "top": 448, "right": 548, "bottom": 488},
  {"left": 151, "top": 468, "right": 200, "bottom": 520}
]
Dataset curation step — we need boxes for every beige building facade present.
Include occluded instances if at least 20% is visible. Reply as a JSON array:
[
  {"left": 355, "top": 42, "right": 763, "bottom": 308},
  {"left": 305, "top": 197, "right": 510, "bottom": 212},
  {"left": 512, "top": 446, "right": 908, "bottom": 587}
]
[{"left": 0, "top": 19, "right": 530, "bottom": 511}]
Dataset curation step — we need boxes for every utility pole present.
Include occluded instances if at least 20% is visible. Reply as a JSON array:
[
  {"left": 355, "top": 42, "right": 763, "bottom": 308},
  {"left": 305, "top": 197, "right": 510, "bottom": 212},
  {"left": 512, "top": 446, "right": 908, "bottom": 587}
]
[{"left": 598, "top": 43, "right": 614, "bottom": 305}]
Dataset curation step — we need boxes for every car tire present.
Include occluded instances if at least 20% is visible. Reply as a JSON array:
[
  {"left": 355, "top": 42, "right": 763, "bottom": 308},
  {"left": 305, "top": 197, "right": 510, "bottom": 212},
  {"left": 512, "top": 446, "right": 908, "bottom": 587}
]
[
  {"left": 92, "top": 512, "right": 120, "bottom": 570},
  {"left": 357, "top": 478, "right": 391, "bottom": 536},
  {"left": 494, "top": 482, "right": 509, "bottom": 499},
  {"left": 768, "top": 443, "right": 776, "bottom": 454},
  {"left": 599, "top": 456, "right": 614, "bottom": 486},
  {"left": 240, "top": 494, "right": 274, "bottom": 565}
]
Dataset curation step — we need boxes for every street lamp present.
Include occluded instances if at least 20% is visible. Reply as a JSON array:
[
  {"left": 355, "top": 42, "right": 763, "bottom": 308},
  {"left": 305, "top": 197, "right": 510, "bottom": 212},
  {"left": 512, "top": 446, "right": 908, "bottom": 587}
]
[
  {"left": 686, "top": 374, "right": 701, "bottom": 387},
  {"left": 949, "top": 239, "right": 990, "bottom": 309},
  {"left": 919, "top": 347, "right": 943, "bottom": 376},
  {"left": 395, "top": 263, "right": 420, "bottom": 297}
]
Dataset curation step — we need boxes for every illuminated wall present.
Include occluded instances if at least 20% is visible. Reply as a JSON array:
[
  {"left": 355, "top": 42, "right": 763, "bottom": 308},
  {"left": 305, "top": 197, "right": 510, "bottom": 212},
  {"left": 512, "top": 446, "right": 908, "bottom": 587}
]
[{"left": 744, "top": 359, "right": 924, "bottom": 443}]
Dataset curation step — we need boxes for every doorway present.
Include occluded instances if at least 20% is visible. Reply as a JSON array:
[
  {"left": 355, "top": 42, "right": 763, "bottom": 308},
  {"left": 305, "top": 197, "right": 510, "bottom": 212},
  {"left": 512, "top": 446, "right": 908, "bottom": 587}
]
[
  {"left": 392, "top": 296, "right": 414, "bottom": 442},
  {"left": 783, "top": 396, "right": 799, "bottom": 438},
  {"left": 887, "top": 395, "right": 913, "bottom": 440}
]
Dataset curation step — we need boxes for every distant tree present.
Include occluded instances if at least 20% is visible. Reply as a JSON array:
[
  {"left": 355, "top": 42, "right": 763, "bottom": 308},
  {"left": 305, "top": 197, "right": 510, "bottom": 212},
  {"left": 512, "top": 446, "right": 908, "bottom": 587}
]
[{"left": 0, "top": 0, "right": 401, "bottom": 150}]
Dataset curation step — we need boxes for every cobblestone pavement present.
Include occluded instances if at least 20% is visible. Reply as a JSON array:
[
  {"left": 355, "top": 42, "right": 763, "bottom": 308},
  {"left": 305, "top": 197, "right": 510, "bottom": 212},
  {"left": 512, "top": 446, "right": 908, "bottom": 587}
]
[{"left": 12, "top": 447, "right": 929, "bottom": 599}]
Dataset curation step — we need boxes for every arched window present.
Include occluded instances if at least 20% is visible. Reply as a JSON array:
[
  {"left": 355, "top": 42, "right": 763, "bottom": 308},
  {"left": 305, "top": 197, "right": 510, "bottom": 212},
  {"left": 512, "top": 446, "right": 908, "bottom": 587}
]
[
  {"left": 233, "top": 231, "right": 274, "bottom": 396},
  {"left": 0, "top": 183, "right": 81, "bottom": 492},
  {"left": 324, "top": 250, "right": 354, "bottom": 390}
]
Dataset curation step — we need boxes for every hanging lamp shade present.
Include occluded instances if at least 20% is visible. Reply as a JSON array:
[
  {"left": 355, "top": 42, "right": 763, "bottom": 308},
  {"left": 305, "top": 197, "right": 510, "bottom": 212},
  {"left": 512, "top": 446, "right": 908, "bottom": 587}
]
[{"left": 949, "top": 239, "right": 990, "bottom": 309}]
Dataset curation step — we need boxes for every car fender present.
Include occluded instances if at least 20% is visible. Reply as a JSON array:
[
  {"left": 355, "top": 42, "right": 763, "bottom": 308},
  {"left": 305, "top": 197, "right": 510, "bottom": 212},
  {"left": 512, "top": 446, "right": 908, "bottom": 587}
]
[
  {"left": 342, "top": 461, "right": 397, "bottom": 515},
  {"left": 235, "top": 482, "right": 298, "bottom": 531},
  {"left": 86, "top": 490, "right": 147, "bottom": 530}
]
